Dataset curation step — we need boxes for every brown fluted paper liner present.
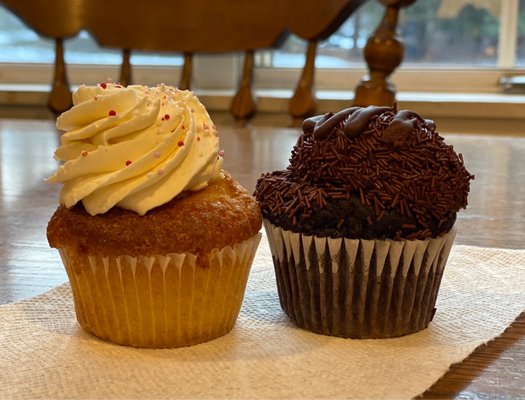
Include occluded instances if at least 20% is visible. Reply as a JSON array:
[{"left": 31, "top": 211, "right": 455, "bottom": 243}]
[
  {"left": 264, "top": 220, "right": 456, "bottom": 338},
  {"left": 58, "top": 233, "right": 261, "bottom": 348}
]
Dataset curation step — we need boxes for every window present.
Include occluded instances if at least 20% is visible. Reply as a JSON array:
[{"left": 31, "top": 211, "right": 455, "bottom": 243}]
[
  {"left": 254, "top": 0, "right": 525, "bottom": 94},
  {"left": 259, "top": 0, "right": 524, "bottom": 69},
  {"left": 0, "top": 0, "right": 524, "bottom": 94}
]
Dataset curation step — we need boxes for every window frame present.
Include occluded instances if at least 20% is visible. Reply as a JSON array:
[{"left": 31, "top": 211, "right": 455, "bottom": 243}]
[{"left": 1, "top": 59, "right": 524, "bottom": 96}]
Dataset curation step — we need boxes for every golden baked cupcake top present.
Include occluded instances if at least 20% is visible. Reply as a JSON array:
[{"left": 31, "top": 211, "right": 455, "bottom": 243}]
[{"left": 48, "top": 172, "right": 261, "bottom": 257}]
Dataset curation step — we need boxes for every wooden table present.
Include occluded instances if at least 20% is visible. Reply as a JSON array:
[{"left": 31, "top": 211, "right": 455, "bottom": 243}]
[{"left": 1, "top": 118, "right": 524, "bottom": 398}]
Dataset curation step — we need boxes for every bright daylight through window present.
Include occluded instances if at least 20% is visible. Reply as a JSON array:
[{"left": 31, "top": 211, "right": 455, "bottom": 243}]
[{"left": 267, "top": 0, "right": 525, "bottom": 69}]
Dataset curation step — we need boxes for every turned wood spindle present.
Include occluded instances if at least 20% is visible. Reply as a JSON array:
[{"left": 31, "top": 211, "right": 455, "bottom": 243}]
[
  {"left": 354, "top": 0, "right": 416, "bottom": 107},
  {"left": 48, "top": 38, "right": 73, "bottom": 114},
  {"left": 289, "top": 39, "right": 318, "bottom": 126},
  {"left": 179, "top": 52, "right": 193, "bottom": 90},
  {"left": 119, "top": 48, "right": 132, "bottom": 86},
  {"left": 230, "top": 49, "right": 257, "bottom": 125}
]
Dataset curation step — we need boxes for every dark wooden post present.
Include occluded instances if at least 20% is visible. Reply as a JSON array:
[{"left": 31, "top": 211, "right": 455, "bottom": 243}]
[
  {"left": 230, "top": 49, "right": 257, "bottom": 125},
  {"left": 48, "top": 38, "right": 72, "bottom": 114},
  {"left": 179, "top": 52, "right": 193, "bottom": 90},
  {"left": 119, "top": 48, "right": 132, "bottom": 86},
  {"left": 289, "top": 39, "right": 318, "bottom": 126},
  {"left": 354, "top": 0, "right": 416, "bottom": 106}
]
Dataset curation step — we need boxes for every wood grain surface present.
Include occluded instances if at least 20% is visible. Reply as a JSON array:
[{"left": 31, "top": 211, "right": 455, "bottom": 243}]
[{"left": 0, "top": 119, "right": 523, "bottom": 398}]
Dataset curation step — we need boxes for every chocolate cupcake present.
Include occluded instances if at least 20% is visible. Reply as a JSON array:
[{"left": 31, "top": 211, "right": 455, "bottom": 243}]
[{"left": 255, "top": 105, "right": 474, "bottom": 338}]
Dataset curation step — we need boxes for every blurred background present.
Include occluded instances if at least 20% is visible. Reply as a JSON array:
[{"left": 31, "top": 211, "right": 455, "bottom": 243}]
[
  {"left": 0, "top": 0, "right": 524, "bottom": 133},
  {"left": 1, "top": 0, "right": 523, "bottom": 68}
]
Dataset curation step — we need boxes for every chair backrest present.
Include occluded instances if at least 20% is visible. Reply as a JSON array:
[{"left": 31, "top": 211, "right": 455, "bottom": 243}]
[{"left": 1, "top": 0, "right": 414, "bottom": 124}]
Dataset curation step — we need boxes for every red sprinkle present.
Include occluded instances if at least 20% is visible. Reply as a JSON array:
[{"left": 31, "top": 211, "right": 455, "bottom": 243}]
[
  {"left": 178, "top": 141, "right": 184, "bottom": 147},
  {"left": 81, "top": 150, "right": 88, "bottom": 157},
  {"left": 126, "top": 160, "right": 132, "bottom": 166},
  {"left": 101, "top": 83, "right": 107, "bottom": 89},
  {"left": 109, "top": 110, "right": 117, "bottom": 116},
  {"left": 164, "top": 114, "right": 170, "bottom": 120}
]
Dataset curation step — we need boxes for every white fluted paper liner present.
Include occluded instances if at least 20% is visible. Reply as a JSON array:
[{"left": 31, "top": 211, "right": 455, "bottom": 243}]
[
  {"left": 58, "top": 233, "right": 262, "bottom": 348},
  {"left": 264, "top": 220, "right": 456, "bottom": 338}
]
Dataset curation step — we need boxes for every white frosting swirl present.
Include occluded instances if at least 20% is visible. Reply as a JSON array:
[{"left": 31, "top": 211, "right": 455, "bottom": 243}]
[{"left": 47, "top": 83, "right": 223, "bottom": 216}]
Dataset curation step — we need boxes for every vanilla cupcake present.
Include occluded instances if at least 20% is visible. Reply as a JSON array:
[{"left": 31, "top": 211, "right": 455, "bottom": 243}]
[
  {"left": 255, "top": 105, "right": 474, "bottom": 338},
  {"left": 47, "top": 83, "right": 262, "bottom": 348}
]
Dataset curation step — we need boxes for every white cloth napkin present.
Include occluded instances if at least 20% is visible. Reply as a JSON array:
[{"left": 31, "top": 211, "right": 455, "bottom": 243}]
[{"left": 1, "top": 238, "right": 524, "bottom": 400}]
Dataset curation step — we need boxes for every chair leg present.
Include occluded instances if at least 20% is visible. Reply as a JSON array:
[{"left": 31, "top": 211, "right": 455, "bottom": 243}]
[
  {"left": 230, "top": 49, "right": 256, "bottom": 125},
  {"left": 119, "top": 49, "right": 132, "bottom": 86},
  {"left": 179, "top": 52, "right": 193, "bottom": 90},
  {"left": 48, "top": 38, "right": 72, "bottom": 114},
  {"left": 289, "top": 39, "right": 318, "bottom": 126}
]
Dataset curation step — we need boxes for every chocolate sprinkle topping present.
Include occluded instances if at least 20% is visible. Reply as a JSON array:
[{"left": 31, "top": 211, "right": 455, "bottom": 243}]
[{"left": 255, "top": 105, "right": 474, "bottom": 240}]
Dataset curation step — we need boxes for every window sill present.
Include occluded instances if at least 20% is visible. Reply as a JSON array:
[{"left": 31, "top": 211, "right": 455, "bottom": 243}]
[{"left": 1, "top": 84, "right": 524, "bottom": 136}]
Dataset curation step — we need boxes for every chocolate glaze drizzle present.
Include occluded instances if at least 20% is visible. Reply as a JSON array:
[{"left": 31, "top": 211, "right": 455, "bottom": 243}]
[
  {"left": 303, "top": 105, "right": 436, "bottom": 141},
  {"left": 255, "top": 104, "right": 474, "bottom": 240}
]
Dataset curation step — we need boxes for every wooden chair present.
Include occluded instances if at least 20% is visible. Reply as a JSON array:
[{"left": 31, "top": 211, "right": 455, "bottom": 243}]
[{"left": 1, "top": 0, "right": 415, "bottom": 124}]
